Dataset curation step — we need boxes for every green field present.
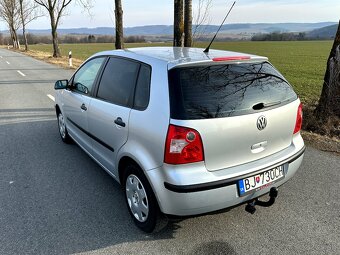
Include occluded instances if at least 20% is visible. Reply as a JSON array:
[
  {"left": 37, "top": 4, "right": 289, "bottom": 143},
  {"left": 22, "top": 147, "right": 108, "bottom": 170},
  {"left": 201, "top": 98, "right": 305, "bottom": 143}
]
[{"left": 29, "top": 41, "right": 332, "bottom": 104}]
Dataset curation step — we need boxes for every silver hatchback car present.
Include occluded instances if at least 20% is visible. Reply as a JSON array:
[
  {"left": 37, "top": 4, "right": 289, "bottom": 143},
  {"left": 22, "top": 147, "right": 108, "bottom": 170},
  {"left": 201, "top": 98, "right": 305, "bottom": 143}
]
[{"left": 54, "top": 47, "right": 305, "bottom": 232}]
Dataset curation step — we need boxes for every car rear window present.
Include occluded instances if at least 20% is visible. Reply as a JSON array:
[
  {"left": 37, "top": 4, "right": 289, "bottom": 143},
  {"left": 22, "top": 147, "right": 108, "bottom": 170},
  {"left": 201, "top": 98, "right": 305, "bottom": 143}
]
[{"left": 168, "top": 62, "right": 297, "bottom": 120}]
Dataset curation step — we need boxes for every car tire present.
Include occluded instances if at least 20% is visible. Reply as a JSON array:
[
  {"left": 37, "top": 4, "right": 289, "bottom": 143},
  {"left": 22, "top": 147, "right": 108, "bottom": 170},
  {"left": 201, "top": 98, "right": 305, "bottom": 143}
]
[
  {"left": 124, "top": 164, "right": 159, "bottom": 233},
  {"left": 57, "top": 111, "right": 72, "bottom": 143}
]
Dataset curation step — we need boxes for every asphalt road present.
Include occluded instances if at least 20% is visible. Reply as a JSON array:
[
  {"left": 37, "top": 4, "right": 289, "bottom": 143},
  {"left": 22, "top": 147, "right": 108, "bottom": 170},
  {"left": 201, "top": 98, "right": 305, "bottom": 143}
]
[{"left": 0, "top": 48, "right": 339, "bottom": 255}]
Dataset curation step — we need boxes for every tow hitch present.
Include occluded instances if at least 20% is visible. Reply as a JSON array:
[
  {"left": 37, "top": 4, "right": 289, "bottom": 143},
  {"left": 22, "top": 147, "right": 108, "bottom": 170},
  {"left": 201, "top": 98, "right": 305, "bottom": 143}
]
[{"left": 245, "top": 187, "right": 278, "bottom": 214}]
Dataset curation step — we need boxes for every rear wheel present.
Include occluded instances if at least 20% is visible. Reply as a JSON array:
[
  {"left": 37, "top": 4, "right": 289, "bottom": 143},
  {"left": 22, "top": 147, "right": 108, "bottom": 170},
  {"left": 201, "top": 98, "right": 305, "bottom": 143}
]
[
  {"left": 124, "top": 164, "right": 159, "bottom": 233},
  {"left": 57, "top": 111, "right": 71, "bottom": 143}
]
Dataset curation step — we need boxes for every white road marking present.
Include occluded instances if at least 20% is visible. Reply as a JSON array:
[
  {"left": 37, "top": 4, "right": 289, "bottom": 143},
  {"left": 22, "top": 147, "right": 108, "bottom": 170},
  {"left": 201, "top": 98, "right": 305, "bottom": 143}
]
[
  {"left": 47, "top": 94, "right": 55, "bottom": 102},
  {"left": 17, "top": 70, "right": 26, "bottom": 77},
  {"left": 9, "top": 181, "right": 14, "bottom": 184},
  {"left": 0, "top": 56, "right": 3, "bottom": 58},
  {"left": 6, "top": 61, "right": 10, "bottom": 65}
]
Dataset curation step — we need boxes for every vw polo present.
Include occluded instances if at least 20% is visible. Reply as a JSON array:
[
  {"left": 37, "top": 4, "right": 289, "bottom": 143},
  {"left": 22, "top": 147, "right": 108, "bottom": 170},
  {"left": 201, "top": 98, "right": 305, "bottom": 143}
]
[{"left": 54, "top": 47, "right": 305, "bottom": 232}]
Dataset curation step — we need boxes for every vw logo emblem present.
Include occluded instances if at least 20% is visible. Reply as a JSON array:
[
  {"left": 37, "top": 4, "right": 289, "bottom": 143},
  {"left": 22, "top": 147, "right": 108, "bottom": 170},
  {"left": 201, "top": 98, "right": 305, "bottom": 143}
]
[{"left": 257, "top": 116, "right": 267, "bottom": 130}]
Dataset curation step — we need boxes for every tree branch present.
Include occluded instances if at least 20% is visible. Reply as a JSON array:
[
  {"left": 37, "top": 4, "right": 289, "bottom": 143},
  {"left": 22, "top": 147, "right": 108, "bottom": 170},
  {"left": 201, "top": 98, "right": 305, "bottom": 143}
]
[{"left": 34, "top": 0, "right": 49, "bottom": 10}]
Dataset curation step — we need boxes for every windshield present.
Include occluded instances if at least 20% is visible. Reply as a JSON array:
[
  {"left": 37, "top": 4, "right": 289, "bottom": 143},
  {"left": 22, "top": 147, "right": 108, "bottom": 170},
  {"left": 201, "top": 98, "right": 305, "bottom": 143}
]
[{"left": 168, "top": 61, "right": 297, "bottom": 120}]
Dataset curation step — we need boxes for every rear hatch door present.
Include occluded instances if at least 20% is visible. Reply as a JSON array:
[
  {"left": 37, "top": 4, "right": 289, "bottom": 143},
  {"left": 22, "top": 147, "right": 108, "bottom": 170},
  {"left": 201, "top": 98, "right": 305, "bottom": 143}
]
[{"left": 168, "top": 61, "right": 299, "bottom": 171}]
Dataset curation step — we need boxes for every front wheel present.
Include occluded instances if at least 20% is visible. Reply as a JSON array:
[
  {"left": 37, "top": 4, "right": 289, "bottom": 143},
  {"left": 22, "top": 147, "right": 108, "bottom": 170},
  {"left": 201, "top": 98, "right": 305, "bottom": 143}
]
[
  {"left": 124, "top": 164, "right": 159, "bottom": 233},
  {"left": 57, "top": 111, "right": 71, "bottom": 143}
]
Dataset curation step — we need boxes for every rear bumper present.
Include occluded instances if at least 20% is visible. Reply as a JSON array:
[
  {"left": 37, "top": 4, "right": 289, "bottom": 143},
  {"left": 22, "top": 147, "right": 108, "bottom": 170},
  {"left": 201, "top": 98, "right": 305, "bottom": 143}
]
[
  {"left": 164, "top": 146, "right": 305, "bottom": 193},
  {"left": 146, "top": 135, "right": 305, "bottom": 216}
]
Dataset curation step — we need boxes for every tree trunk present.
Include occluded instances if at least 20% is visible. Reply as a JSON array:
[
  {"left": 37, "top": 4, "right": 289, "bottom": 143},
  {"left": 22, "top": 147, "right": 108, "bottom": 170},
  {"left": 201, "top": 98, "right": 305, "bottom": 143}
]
[
  {"left": 184, "top": 0, "right": 192, "bottom": 47},
  {"left": 23, "top": 25, "right": 28, "bottom": 51},
  {"left": 10, "top": 27, "right": 19, "bottom": 49},
  {"left": 50, "top": 9, "right": 61, "bottom": 58},
  {"left": 19, "top": 0, "right": 28, "bottom": 51},
  {"left": 9, "top": 29, "right": 15, "bottom": 48},
  {"left": 51, "top": 26, "right": 61, "bottom": 57},
  {"left": 114, "top": 0, "right": 124, "bottom": 49},
  {"left": 315, "top": 20, "right": 340, "bottom": 119},
  {"left": 174, "top": 0, "right": 184, "bottom": 47}
]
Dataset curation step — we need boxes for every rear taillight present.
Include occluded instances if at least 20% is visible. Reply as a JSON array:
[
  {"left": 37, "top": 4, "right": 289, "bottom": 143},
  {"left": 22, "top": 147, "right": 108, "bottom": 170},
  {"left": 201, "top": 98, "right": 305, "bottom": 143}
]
[
  {"left": 164, "top": 124, "right": 204, "bottom": 164},
  {"left": 293, "top": 103, "right": 303, "bottom": 134}
]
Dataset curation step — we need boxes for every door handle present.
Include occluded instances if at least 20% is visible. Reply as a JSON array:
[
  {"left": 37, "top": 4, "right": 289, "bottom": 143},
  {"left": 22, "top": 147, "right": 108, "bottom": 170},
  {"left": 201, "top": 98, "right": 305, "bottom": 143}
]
[
  {"left": 114, "top": 117, "right": 126, "bottom": 127},
  {"left": 80, "top": 103, "right": 87, "bottom": 111}
]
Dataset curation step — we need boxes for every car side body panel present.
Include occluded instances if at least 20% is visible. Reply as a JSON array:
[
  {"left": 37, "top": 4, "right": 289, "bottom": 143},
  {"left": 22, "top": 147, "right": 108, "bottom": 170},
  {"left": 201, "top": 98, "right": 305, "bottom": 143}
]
[
  {"left": 62, "top": 90, "right": 93, "bottom": 153},
  {"left": 115, "top": 59, "right": 170, "bottom": 173},
  {"left": 87, "top": 99, "right": 131, "bottom": 176}
]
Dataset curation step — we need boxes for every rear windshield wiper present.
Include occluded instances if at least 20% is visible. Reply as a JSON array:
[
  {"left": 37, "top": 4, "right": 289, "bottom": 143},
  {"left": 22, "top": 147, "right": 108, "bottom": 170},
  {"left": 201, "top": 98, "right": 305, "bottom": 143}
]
[{"left": 252, "top": 101, "right": 281, "bottom": 110}]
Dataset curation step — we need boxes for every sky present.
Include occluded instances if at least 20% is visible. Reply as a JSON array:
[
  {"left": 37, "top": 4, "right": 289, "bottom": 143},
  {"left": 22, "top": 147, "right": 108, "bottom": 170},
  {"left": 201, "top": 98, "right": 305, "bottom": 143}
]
[{"left": 1, "top": 0, "right": 339, "bottom": 30}]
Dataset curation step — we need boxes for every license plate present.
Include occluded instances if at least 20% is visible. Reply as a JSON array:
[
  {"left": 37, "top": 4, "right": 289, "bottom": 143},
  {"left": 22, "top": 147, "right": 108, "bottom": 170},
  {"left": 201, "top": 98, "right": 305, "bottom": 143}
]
[{"left": 238, "top": 166, "right": 284, "bottom": 197}]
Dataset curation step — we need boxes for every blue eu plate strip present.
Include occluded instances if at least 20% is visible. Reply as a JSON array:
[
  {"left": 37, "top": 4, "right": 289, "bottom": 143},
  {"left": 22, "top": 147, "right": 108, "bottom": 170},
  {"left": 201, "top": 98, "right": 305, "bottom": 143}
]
[{"left": 238, "top": 180, "right": 245, "bottom": 195}]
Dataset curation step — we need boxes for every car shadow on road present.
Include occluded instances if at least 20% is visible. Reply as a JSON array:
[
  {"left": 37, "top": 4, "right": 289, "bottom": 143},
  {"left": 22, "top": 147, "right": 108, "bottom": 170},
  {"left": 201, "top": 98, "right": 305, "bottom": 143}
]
[
  {"left": 188, "top": 241, "right": 237, "bottom": 255},
  {"left": 0, "top": 119, "right": 187, "bottom": 254}
]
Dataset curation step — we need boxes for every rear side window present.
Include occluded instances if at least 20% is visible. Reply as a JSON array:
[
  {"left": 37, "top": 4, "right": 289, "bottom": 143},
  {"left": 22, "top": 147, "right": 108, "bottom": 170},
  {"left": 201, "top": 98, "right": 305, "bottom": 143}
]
[
  {"left": 97, "top": 57, "right": 140, "bottom": 107},
  {"left": 168, "top": 62, "right": 297, "bottom": 120},
  {"left": 133, "top": 64, "right": 151, "bottom": 110}
]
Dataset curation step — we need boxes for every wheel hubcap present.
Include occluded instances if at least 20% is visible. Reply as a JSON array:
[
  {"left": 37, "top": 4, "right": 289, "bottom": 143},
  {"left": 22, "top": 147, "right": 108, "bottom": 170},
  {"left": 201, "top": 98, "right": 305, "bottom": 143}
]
[
  {"left": 126, "top": 174, "right": 149, "bottom": 222},
  {"left": 132, "top": 191, "right": 139, "bottom": 204},
  {"left": 58, "top": 114, "right": 66, "bottom": 139}
]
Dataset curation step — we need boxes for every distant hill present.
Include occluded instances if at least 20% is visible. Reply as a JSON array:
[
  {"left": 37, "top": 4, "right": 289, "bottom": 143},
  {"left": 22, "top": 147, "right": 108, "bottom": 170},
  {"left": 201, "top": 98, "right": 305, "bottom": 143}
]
[
  {"left": 218, "top": 22, "right": 337, "bottom": 35},
  {"left": 1, "top": 22, "right": 335, "bottom": 36},
  {"left": 307, "top": 24, "right": 338, "bottom": 39},
  {"left": 20, "top": 26, "right": 173, "bottom": 36}
]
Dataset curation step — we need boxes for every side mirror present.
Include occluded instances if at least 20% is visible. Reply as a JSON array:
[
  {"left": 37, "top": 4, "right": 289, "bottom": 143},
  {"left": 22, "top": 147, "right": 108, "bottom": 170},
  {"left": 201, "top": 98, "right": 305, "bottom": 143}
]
[{"left": 54, "top": 79, "right": 69, "bottom": 90}]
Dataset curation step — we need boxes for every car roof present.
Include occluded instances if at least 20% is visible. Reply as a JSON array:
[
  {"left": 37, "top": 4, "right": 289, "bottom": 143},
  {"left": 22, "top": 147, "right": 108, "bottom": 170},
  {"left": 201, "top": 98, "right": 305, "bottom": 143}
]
[{"left": 94, "top": 47, "right": 268, "bottom": 69}]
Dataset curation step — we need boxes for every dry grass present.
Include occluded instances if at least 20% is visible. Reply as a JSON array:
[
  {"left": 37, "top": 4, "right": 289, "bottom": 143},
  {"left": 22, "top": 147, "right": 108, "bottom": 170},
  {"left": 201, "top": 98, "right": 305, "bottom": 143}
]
[
  {"left": 303, "top": 104, "right": 340, "bottom": 138},
  {"left": 302, "top": 131, "right": 340, "bottom": 154},
  {"left": 17, "top": 49, "right": 83, "bottom": 70},
  {"left": 301, "top": 104, "right": 340, "bottom": 153}
]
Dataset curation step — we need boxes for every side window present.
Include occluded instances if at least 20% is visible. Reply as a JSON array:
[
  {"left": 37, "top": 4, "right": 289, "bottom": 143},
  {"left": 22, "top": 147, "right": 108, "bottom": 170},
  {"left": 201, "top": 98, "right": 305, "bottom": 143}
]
[
  {"left": 97, "top": 57, "right": 140, "bottom": 107},
  {"left": 73, "top": 57, "right": 105, "bottom": 94},
  {"left": 134, "top": 64, "right": 151, "bottom": 110}
]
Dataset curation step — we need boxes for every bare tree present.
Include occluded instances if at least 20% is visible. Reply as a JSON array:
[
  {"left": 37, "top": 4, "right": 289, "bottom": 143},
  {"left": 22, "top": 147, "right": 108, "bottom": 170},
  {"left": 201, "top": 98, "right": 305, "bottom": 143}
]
[
  {"left": 34, "top": 0, "right": 91, "bottom": 57},
  {"left": 0, "top": 0, "right": 20, "bottom": 48},
  {"left": 114, "top": 0, "right": 123, "bottom": 49},
  {"left": 315, "top": 20, "right": 340, "bottom": 119},
  {"left": 174, "top": 0, "right": 184, "bottom": 47},
  {"left": 192, "top": 0, "right": 212, "bottom": 43},
  {"left": 19, "top": 0, "right": 41, "bottom": 51},
  {"left": 184, "top": 0, "right": 192, "bottom": 47}
]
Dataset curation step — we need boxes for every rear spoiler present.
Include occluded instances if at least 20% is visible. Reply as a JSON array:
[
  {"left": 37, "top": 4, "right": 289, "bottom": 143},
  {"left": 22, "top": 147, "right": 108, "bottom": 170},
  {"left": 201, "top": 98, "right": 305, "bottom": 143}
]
[{"left": 168, "top": 56, "right": 268, "bottom": 70}]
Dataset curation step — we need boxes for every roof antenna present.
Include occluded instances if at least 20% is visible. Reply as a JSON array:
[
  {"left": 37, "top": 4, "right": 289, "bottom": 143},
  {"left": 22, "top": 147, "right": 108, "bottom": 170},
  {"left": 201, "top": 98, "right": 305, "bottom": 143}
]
[{"left": 203, "top": 1, "right": 236, "bottom": 53}]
